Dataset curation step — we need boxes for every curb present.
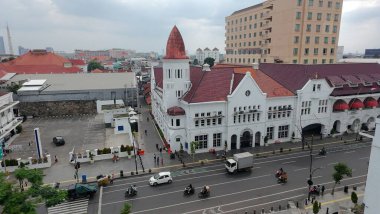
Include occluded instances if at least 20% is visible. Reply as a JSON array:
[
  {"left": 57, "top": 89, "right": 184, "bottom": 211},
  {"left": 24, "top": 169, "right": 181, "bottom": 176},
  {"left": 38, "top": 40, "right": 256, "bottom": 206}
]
[{"left": 47, "top": 138, "right": 370, "bottom": 186}]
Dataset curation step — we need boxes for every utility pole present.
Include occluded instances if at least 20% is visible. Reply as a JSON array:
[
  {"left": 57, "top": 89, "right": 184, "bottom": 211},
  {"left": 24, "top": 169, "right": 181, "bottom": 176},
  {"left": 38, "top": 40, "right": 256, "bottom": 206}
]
[{"left": 133, "top": 139, "right": 138, "bottom": 174}]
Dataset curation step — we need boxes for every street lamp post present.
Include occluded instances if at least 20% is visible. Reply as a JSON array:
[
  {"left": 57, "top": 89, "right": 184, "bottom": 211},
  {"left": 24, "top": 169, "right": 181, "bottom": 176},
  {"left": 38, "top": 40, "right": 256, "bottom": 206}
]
[{"left": 133, "top": 139, "right": 138, "bottom": 174}]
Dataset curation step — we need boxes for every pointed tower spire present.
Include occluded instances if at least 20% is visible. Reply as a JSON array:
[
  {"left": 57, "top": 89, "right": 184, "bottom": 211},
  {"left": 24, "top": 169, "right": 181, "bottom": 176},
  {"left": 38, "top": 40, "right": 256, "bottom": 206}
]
[
  {"left": 164, "top": 26, "right": 188, "bottom": 59},
  {"left": 6, "top": 23, "right": 14, "bottom": 55}
]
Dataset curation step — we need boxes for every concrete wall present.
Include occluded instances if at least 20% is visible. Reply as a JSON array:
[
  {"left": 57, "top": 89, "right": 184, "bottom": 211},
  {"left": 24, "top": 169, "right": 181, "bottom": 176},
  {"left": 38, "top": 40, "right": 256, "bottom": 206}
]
[
  {"left": 16, "top": 88, "right": 138, "bottom": 107},
  {"left": 18, "top": 100, "right": 97, "bottom": 116}
]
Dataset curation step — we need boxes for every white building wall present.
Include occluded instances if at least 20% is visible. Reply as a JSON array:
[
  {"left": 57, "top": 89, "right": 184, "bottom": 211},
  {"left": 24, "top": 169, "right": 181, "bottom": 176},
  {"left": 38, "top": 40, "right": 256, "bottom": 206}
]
[{"left": 364, "top": 118, "right": 380, "bottom": 214}]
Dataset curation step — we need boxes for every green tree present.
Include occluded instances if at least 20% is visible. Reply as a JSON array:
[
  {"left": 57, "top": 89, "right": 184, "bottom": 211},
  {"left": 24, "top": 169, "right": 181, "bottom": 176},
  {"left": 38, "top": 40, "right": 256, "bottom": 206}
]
[
  {"left": 190, "top": 141, "right": 198, "bottom": 162},
  {"left": 331, "top": 163, "right": 352, "bottom": 195},
  {"left": 6, "top": 84, "right": 21, "bottom": 94},
  {"left": 14, "top": 167, "right": 29, "bottom": 189},
  {"left": 38, "top": 185, "right": 67, "bottom": 207},
  {"left": 121, "top": 202, "right": 132, "bottom": 214},
  {"left": 203, "top": 57, "right": 215, "bottom": 67},
  {"left": 87, "top": 60, "right": 104, "bottom": 72},
  {"left": 313, "top": 200, "right": 320, "bottom": 214},
  {"left": 351, "top": 191, "right": 358, "bottom": 204},
  {"left": 0, "top": 172, "right": 36, "bottom": 214},
  {"left": 193, "top": 59, "right": 199, "bottom": 65}
]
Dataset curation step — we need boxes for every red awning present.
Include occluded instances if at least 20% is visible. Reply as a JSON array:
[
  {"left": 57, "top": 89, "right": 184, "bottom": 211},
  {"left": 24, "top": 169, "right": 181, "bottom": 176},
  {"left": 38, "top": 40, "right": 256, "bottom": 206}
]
[
  {"left": 167, "top": 106, "right": 186, "bottom": 116},
  {"left": 349, "top": 99, "right": 364, "bottom": 109},
  {"left": 145, "top": 96, "right": 151, "bottom": 105},
  {"left": 364, "top": 99, "right": 378, "bottom": 108},
  {"left": 333, "top": 101, "right": 349, "bottom": 111}
]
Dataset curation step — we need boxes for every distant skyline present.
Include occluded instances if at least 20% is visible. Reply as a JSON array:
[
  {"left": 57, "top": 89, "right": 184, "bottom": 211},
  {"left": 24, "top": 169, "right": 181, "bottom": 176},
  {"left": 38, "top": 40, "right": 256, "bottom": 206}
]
[{"left": 0, "top": 0, "right": 379, "bottom": 55}]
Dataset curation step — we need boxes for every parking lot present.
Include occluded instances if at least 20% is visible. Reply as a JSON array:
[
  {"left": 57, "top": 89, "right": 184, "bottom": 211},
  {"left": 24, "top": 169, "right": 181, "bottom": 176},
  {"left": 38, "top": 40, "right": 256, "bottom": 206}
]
[{"left": 7, "top": 114, "right": 106, "bottom": 164}]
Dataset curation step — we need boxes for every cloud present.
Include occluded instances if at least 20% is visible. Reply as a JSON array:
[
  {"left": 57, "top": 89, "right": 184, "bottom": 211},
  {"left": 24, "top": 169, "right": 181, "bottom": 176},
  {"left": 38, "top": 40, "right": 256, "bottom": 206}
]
[{"left": 0, "top": 0, "right": 379, "bottom": 54}]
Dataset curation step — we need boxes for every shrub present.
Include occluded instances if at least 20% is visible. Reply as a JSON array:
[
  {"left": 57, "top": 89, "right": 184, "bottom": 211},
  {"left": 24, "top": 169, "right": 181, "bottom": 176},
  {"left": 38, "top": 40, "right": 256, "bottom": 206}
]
[
  {"left": 32, "top": 159, "right": 38, "bottom": 164},
  {"left": 120, "top": 145, "right": 126, "bottom": 152},
  {"left": 43, "top": 156, "right": 48, "bottom": 163},
  {"left": 97, "top": 150, "right": 103, "bottom": 155},
  {"left": 121, "top": 203, "right": 132, "bottom": 214},
  {"left": 16, "top": 125, "right": 22, "bottom": 133},
  {"left": 102, "top": 148, "right": 111, "bottom": 154},
  {"left": 351, "top": 192, "right": 358, "bottom": 204},
  {"left": 2, "top": 159, "right": 18, "bottom": 167}
]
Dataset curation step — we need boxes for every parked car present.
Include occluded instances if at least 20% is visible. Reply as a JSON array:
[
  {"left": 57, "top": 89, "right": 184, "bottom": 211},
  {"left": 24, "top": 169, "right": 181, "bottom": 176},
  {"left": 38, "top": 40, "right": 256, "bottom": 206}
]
[
  {"left": 149, "top": 172, "right": 172, "bottom": 186},
  {"left": 52, "top": 136, "right": 65, "bottom": 146},
  {"left": 67, "top": 183, "right": 97, "bottom": 200}
]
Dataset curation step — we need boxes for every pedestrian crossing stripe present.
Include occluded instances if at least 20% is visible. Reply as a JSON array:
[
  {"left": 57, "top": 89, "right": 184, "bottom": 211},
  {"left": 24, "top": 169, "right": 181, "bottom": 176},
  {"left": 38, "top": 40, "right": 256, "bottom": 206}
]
[{"left": 47, "top": 198, "right": 89, "bottom": 214}]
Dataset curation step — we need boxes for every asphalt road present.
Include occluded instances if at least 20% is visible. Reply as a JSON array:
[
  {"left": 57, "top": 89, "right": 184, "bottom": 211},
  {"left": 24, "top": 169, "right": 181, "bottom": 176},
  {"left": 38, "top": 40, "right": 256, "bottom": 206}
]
[{"left": 95, "top": 142, "right": 371, "bottom": 214}]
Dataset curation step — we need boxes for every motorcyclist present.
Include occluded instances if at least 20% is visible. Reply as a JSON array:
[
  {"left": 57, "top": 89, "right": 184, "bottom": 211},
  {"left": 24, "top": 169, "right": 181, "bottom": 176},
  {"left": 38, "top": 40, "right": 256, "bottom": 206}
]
[
  {"left": 186, "top": 184, "right": 193, "bottom": 193},
  {"left": 276, "top": 168, "right": 284, "bottom": 177},
  {"left": 319, "top": 147, "right": 326, "bottom": 155},
  {"left": 129, "top": 185, "right": 137, "bottom": 194},
  {"left": 201, "top": 185, "right": 209, "bottom": 194}
]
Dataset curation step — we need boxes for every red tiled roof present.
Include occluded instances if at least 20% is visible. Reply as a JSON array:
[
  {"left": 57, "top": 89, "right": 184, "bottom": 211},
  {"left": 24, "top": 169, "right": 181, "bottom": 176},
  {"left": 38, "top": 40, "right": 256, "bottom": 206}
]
[
  {"left": 153, "top": 65, "right": 293, "bottom": 104},
  {"left": 164, "top": 26, "right": 188, "bottom": 60},
  {"left": 233, "top": 67, "right": 294, "bottom": 97},
  {"left": 0, "top": 64, "right": 80, "bottom": 74},
  {"left": 6, "top": 50, "right": 71, "bottom": 66},
  {"left": 259, "top": 63, "right": 380, "bottom": 96},
  {"left": 167, "top": 106, "right": 185, "bottom": 116},
  {"left": 70, "top": 59, "right": 86, "bottom": 66},
  {"left": 91, "top": 68, "right": 104, "bottom": 73}
]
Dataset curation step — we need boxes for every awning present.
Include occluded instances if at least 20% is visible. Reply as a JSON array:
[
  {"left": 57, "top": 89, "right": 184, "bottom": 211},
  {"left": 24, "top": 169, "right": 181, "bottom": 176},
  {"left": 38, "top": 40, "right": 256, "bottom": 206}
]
[
  {"left": 349, "top": 99, "right": 364, "bottom": 109},
  {"left": 333, "top": 100, "right": 349, "bottom": 111},
  {"left": 364, "top": 98, "right": 378, "bottom": 108},
  {"left": 167, "top": 106, "right": 186, "bottom": 116}
]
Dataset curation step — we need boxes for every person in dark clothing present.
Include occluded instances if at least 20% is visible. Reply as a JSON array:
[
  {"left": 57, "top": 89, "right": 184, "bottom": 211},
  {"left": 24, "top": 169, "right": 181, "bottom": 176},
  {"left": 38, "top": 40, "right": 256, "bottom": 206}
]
[{"left": 321, "top": 185, "right": 325, "bottom": 195}]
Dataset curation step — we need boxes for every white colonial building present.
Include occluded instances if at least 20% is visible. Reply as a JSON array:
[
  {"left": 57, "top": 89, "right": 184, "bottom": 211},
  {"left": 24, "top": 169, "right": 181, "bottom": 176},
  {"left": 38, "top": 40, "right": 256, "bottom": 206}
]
[
  {"left": 151, "top": 26, "right": 380, "bottom": 153},
  {"left": 196, "top": 47, "right": 220, "bottom": 65},
  {"left": 0, "top": 92, "right": 21, "bottom": 147}
]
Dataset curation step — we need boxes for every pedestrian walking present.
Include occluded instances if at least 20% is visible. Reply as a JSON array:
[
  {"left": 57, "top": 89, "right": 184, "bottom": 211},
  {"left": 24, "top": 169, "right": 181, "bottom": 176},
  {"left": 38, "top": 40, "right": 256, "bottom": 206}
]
[
  {"left": 321, "top": 185, "right": 325, "bottom": 195},
  {"left": 24, "top": 181, "right": 28, "bottom": 187},
  {"left": 147, "top": 117, "right": 149, "bottom": 122},
  {"left": 28, "top": 141, "right": 31, "bottom": 146},
  {"left": 110, "top": 173, "right": 114, "bottom": 184},
  {"left": 157, "top": 156, "right": 159, "bottom": 165},
  {"left": 154, "top": 154, "right": 156, "bottom": 164},
  {"left": 145, "top": 129, "right": 147, "bottom": 135},
  {"left": 55, "top": 155, "right": 58, "bottom": 163},
  {"left": 159, "top": 146, "right": 162, "bottom": 153}
]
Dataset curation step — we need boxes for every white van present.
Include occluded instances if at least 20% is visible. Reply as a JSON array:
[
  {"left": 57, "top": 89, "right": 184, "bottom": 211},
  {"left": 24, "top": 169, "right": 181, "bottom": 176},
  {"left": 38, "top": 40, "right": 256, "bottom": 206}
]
[{"left": 149, "top": 172, "right": 172, "bottom": 186}]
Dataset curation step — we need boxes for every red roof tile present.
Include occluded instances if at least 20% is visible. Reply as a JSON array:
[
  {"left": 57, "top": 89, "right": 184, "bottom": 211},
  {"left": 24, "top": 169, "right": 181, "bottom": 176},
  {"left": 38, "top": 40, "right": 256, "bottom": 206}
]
[
  {"left": 91, "top": 68, "right": 104, "bottom": 73},
  {"left": 0, "top": 64, "right": 80, "bottom": 74},
  {"left": 69, "top": 59, "right": 86, "bottom": 66},
  {"left": 164, "top": 26, "right": 188, "bottom": 60},
  {"left": 7, "top": 50, "right": 71, "bottom": 66},
  {"left": 259, "top": 63, "right": 380, "bottom": 96},
  {"left": 233, "top": 67, "right": 294, "bottom": 97}
]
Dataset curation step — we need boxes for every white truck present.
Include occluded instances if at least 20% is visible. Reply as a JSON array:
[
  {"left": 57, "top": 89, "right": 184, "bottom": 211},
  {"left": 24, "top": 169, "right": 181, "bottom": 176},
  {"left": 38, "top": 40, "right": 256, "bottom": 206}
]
[{"left": 225, "top": 152, "right": 254, "bottom": 173}]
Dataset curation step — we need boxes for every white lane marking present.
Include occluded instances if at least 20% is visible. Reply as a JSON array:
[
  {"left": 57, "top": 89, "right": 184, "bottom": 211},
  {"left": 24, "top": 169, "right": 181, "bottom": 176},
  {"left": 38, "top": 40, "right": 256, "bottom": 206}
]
[
  {"left": 102, "top": 174, "right": 273, "bottom": 204},
  {"left": 282, "top": 160, "right": 296, "bottom": 164},
  {"left": 254, "top": 154, "right": 310, "bottom": 164},
  {"left": 294, "top": 167, "right": 308, "bottom": 172},
  {"left": 139, "top": 176, "right": 367, "bottom": 214},
  {"left": 315, "top": 156, "right": 326, "bottom": 159},
  {"left": 359, "top": 157, "right": 369, "bottom": 160},
  {"left": 308, "top": 175, "right": 323, "bottom": 180},
  {"left": 327, "top": 162, "right": 339, "bottom": 166},
  {"left": 218, "top": 194, "right": 304, "bottom": 214},
  {"left": 98, "top": 186, "right": 103, "bottom": 214},
  {"left": 345, "top": 151, "right": 356, "bottom": 154},
  {"left": 222, "top": 181, "right": 367, "bottom": 214}
]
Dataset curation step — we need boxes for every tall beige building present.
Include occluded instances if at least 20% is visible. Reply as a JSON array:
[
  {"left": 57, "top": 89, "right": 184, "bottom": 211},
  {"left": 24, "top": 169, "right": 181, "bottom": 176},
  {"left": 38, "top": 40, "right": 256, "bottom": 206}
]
[{"left": 225, "top": 0, "right": 343, "bottom": 64}]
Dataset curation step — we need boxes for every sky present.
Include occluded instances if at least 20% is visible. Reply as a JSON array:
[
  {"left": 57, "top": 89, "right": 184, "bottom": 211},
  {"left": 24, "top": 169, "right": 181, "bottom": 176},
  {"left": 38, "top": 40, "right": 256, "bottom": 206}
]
[{"left": 0, "top": 0, "right": 379, "bottom": 55}]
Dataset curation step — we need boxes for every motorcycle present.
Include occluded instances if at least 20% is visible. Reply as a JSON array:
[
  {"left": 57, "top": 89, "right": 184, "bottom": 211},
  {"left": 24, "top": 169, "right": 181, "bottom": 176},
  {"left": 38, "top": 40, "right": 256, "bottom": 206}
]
[
  {"left": 319, "top": 149, "right": 327, "bottom": 156},
  {"left": 125, "top": 186, "right": 137, "bottom": 197},
  {"left": 198, "top": 186, "right": 210, "bottom": 198},
  {"left": 309, "top": 186, "right": 320, "bottom": 195},
  {"left": 183, "top": 186, "right": 195, "bottom": 196}
]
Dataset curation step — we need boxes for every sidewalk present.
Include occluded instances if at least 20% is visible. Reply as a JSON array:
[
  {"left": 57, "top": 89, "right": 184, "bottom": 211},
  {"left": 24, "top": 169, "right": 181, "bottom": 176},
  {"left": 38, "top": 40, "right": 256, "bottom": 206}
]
[{"left": 303, "top": 185, "right": 364, "bottom": 214}]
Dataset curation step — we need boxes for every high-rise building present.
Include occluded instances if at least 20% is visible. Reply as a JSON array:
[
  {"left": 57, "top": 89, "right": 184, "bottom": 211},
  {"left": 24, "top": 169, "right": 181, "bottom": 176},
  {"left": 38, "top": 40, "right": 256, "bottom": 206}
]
[
  {"left": 0, "top": 36, "right": 5, "bottom": 54},
  {"left": 18, "top": 46, "right": 30, "bottom": 56},
  {"left": 195, "top": 48, "right": 220, "bottom": 64},
  {"left": 225, "top": 0, "right": 343, "bottom": 64}
]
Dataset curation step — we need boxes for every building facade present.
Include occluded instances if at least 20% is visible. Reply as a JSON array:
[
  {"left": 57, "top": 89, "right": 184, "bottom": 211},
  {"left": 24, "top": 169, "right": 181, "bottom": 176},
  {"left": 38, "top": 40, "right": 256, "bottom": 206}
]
[
  {"left": 364, "top": 49, "right": 380, "bottom": 58},
  {"left": 0, "top": 92, "right": 21, "bottom": 147},
  {"left": 225, "top": 0, "right": 343, "bottom": 65},
  {"left": 0, "top": 36, "right": 5, "bottom": 55},
  {"left": 195, "top": 48, "right": 220, "bottom": 64},
  {"left": 152, "top": 26, "right": 380, "bottom": 154}
]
